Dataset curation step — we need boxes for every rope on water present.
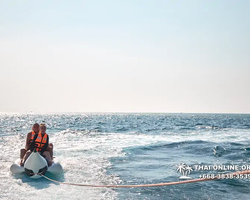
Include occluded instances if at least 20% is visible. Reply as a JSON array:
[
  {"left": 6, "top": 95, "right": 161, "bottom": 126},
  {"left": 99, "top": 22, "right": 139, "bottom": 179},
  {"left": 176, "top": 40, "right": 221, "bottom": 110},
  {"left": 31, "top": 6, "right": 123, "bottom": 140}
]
[{"left": 37, "top": 170, "right": 250, "bottom": 188}]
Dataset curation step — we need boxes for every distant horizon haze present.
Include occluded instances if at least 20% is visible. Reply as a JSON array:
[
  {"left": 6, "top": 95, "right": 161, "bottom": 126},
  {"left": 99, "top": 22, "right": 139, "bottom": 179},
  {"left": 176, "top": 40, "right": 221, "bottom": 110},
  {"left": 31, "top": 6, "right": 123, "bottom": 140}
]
[{"left": 1, "top": 0, "right": 249, "bottom": 113}]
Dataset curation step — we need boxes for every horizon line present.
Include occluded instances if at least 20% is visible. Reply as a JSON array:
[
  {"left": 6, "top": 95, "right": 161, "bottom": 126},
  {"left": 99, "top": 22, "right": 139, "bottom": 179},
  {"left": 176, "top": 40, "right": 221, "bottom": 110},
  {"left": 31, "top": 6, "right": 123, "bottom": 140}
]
[{"left": 0, "top": 111, "right": 249, "bottom": 115}]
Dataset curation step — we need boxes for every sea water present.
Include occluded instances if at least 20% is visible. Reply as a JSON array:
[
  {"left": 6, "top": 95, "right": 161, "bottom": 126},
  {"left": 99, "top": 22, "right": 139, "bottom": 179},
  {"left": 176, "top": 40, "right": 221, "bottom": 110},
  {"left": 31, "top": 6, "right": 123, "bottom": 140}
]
[{"left": 0, "top": 113, "right": 250, "bottom": 200}]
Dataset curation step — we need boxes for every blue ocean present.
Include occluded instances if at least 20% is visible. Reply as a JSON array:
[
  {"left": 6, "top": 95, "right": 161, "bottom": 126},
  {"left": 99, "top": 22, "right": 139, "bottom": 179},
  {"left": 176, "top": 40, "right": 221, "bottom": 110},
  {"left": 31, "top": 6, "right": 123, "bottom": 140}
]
[{"left": 1, "top": 113, "right": 250, "bottom": 200}]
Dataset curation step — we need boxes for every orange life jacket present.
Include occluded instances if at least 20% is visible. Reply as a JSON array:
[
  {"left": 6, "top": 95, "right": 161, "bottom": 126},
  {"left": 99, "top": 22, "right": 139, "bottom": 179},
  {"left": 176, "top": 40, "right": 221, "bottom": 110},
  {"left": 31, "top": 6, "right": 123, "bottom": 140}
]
[{"left": 30, "top": 131, "right": 48, "bottom": 152}]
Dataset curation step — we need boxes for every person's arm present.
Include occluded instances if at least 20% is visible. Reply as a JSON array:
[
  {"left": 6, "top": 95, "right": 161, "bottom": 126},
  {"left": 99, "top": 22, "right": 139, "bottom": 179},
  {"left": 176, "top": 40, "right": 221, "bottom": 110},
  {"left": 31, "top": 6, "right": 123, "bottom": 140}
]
[{"left": 25, "top": 132, "right": 32, "bottom": 150}]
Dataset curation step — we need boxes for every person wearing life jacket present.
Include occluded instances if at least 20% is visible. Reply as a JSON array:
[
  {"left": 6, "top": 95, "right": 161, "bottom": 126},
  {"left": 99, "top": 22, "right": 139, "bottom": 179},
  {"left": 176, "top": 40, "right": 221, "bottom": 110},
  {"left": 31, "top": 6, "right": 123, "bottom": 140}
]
[
  {"left": 20, "top": 123, "right": 40, "bottom": 165},
  {"left": 20, "top": 123, "right": 53, "bottom": 166}
]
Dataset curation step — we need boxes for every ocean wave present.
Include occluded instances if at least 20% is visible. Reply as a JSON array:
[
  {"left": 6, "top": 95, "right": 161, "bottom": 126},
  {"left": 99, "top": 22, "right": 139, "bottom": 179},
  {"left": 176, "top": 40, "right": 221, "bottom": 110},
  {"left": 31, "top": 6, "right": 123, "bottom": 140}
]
[{"left": 1, "top": 113, "right": 250, "bottom": 200}]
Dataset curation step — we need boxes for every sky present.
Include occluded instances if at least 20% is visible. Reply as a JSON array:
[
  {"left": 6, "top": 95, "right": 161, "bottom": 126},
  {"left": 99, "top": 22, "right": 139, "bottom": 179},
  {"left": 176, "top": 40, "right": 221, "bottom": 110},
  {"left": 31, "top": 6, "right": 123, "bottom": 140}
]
[{"left": 0, "top": 0, "right": 249, "bottom": 113}]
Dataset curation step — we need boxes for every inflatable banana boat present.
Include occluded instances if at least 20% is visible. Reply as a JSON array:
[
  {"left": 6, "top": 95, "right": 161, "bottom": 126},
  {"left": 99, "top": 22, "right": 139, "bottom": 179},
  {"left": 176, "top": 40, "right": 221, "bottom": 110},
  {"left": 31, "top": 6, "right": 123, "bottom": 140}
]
[{"left": 10, "top": 150, "right": 62, "bottom": 179}]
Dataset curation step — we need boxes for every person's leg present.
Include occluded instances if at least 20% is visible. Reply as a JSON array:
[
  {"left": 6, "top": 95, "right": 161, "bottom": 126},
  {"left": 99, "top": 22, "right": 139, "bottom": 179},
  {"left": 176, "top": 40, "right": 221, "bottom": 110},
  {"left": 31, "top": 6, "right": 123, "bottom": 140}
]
[
  {"left": 20, "top": 150, "right": 31, "bottom": 166},
  {"left": 48, "top": 143, "right": 53, "bottom": 159},
  {"left": 42, "top": 151, "right": 53, "bottom": 166}
]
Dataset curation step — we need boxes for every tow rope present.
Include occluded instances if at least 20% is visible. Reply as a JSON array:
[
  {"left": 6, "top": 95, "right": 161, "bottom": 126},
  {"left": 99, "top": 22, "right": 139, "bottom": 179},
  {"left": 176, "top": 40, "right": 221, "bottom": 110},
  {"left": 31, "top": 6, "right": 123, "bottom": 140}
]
[{"left": 37, "top": 170, "right": 250, "bottom": 188}]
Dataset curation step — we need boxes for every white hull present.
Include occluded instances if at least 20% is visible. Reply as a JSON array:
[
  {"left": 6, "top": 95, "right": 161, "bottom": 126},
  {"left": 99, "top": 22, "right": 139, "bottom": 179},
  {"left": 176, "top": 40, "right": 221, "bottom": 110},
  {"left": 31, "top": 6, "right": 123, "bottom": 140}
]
[{"left": 10, "top": 151, "right": 62, "bottom": 179}]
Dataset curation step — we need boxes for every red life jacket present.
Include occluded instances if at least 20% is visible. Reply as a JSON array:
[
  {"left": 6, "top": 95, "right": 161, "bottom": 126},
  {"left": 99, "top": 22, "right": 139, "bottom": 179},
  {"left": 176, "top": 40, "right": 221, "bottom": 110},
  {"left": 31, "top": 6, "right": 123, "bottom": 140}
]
[{"left": 30, "top": 131, "right": 48, "bottom": 152}]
